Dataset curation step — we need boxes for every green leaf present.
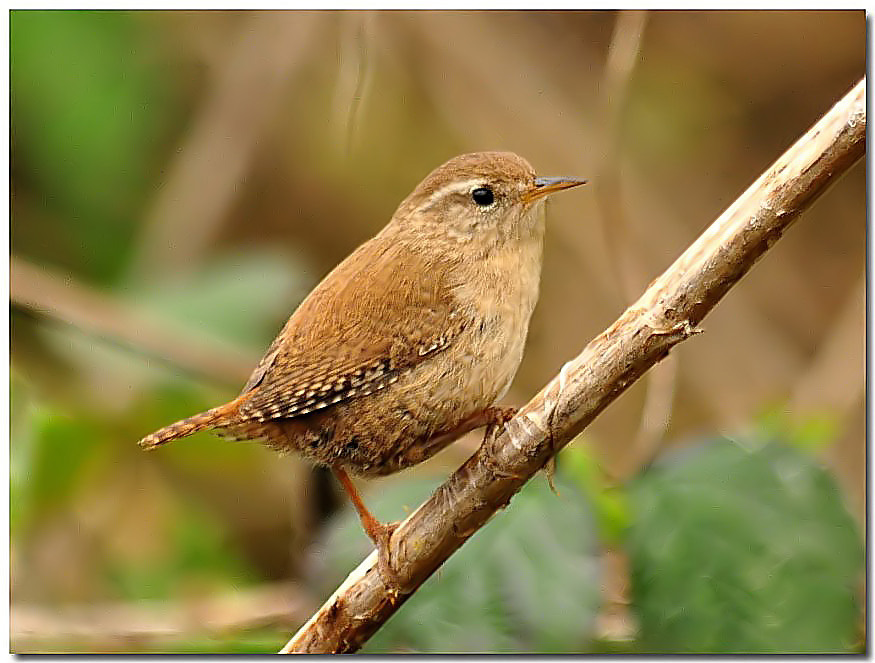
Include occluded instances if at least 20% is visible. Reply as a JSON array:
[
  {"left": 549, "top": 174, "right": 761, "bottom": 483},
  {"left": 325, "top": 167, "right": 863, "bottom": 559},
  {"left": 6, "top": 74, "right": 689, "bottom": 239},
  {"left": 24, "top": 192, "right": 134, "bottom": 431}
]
[
  {"left": 10, "top": 382, "right": 107, "bottom": 537},
  {"left": 11, "top": 10, "right": 180, "bottom": 283},
  {"left": 311, "top": 472, "right": 602, "bottom": 653},
  {"left": 756, "top": 406, "right": 840, "bottom": 452},
  {"left": 129, "top": 249, "right": 311, "bottom": 350},
  {"left": 626, "top": 437, "right": 862, "bottom": 653},
  {"left": 105, "top": 501, "right": 257, "bottom": 601},
  {"left": 561, "top": 442, "right": 632, "bottom": 545}
]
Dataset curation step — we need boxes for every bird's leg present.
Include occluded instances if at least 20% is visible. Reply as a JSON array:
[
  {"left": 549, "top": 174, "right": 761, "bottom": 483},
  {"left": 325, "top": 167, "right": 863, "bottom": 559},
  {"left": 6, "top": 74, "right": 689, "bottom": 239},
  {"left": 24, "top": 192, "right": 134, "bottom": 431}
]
[
  {"left": 332, "top": 408, "right": 520, "bottom": 586},
  {"left": 398, "top": 407, "right": 519, "bottom": 467},
  {"left": 331, "top": 465, "right": 400, "bottom": 586},
  {"left": 395, "top": 407, "right": 522, "bottom": 482}
]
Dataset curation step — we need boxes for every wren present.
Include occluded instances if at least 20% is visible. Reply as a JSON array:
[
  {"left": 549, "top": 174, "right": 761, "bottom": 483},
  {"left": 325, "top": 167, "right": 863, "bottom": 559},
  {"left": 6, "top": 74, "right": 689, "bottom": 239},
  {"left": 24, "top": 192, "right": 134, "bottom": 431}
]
[{"left": 138, "top": 151, "right": 586, "bottom": 578}]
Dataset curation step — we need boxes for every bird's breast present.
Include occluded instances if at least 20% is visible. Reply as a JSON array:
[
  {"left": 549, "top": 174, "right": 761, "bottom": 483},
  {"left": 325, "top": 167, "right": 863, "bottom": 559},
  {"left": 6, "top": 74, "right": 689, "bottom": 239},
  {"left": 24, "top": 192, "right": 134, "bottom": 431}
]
[{"left": 448, "top": 231, "right": 545, "bottom": 404}]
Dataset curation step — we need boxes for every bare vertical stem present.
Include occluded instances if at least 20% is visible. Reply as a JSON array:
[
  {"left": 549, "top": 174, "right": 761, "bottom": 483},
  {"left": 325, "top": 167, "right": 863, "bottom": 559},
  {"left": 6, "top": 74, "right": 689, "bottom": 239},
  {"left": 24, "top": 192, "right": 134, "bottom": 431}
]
[{"left": 128, "top": 12, "right": 325, "bottom": 281}]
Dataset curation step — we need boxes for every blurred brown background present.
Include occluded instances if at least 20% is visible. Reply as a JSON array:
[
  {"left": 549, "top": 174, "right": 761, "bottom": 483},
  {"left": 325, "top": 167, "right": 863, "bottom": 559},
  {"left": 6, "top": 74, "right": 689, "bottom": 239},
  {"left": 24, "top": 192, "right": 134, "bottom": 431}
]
[{"left": 10, "top": 9, "right": 865, "bottom": 653}]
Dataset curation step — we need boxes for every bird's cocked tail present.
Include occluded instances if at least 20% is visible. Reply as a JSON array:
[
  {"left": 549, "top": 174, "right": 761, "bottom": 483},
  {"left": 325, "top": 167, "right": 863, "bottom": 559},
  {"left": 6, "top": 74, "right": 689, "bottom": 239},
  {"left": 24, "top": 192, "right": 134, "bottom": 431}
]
[{"left": 138, "top": 404, "right": 231, "bottom": 450}]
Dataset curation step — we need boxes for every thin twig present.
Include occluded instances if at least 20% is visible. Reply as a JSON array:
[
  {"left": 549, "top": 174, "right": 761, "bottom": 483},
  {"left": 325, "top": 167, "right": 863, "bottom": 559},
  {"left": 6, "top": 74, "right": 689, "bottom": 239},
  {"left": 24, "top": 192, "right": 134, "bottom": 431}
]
[
  {"left": 594, "top": 10, "right": 676, "bottom": 481},
  {"left": 128, "top": 11, "right": 325, "bottom": 281},
  {"left": 590, "top": 12, "right": 653, "bottom": 643},
  {"left": 596, "top": 9, "right": 649, "bottom": 302},
  {"left": 280, "top": 78, "right": 865, "bottom": 654},
  {"left": 791, "top": 272, "right": 865, "bottom": 521},
  {"left": 790, "top": 273, "right": 864, "bottom": 416},
  {"left": 11, "top": 582, "right": 315, "bottom": 652},
  {"left": 403, "top": 12, "right": 621, "bottom": 303},
  {"left": 10, "top": 256, "right": 257, "bottom": 386},
  {"left": 330, "top": 11, "right": 377, "bottom": 158}
]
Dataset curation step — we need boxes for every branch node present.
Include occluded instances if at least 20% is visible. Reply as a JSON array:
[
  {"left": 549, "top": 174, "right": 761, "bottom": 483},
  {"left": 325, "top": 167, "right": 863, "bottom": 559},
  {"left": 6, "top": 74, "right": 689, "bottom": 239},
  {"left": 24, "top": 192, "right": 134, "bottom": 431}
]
[
  {"left": 480, "top": 422, "right": 527, "bottom": 480},
  {"left": 664, "top": 320, "right": 703, "bottom": 339}
]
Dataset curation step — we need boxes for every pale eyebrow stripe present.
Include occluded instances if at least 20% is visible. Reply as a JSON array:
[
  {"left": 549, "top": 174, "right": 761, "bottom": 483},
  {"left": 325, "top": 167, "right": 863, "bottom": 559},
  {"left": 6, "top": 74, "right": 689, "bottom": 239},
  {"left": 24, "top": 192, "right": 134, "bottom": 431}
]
[{"left": 421, "top": 178, "right": 487, "bottom": 209}]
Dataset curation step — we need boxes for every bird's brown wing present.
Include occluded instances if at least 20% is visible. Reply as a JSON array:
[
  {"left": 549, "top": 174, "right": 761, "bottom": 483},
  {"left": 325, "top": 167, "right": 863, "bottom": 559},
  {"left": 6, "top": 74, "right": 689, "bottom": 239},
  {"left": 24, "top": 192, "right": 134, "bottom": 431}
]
[{"left": 237, "top": 237, "right": 463, "bottom": 423}]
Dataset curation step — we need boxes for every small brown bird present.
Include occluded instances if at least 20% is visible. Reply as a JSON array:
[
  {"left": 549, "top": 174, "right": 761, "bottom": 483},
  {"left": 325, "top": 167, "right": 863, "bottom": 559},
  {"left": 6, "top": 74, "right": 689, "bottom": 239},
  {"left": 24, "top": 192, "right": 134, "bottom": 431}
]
[{"left": 139, "top": 151, "right": 585, "bottom": 575}]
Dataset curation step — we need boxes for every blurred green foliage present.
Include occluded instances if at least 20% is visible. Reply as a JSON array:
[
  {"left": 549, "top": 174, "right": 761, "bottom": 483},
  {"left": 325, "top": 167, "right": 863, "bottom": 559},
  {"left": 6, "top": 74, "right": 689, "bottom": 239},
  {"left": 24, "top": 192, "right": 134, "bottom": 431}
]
[
  {"left": 756, "top": 406, "right": 841, "bottom": 453},
  {"left": 626, "top": 436, "right": 862, "bottom": 654},
  {"left": 11, "top": 248, "right": 309, "bottom": 540},
  {"left": 11, "top": 384, "right": 105, "bottom": 539},
  {"left": 11, "top": 10, "right": 183, "bottom": 283},
  {"left": 21, "top": 629, "right": 288, "bottom": 655},
  {"left": 104, "top": 501, "right": 257, "bottom": 602},
  {"left": 312, "top": 473, "right": 602, "bottom": 653},
  {"left": 561, "top": 442, "right": 632, "bottom": 546},
  {"left": 10, "top": 248, "right": 309, "bottom": 620},
  {"left": 11, "top": 372, "right": 259, "bottom": 592},
  {"left": 130, "top": 249, "right": 310, "bottom": 350},
  {"left": 302, "top": 431, "right": 863, "bottom": 654}
]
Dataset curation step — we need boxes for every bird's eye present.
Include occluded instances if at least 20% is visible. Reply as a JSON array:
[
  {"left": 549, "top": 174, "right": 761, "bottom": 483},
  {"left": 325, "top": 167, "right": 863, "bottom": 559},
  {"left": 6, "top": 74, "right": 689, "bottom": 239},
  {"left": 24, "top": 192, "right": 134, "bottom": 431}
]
[{"left": 471, "top": 187, "right": 494, "bottom": 207}]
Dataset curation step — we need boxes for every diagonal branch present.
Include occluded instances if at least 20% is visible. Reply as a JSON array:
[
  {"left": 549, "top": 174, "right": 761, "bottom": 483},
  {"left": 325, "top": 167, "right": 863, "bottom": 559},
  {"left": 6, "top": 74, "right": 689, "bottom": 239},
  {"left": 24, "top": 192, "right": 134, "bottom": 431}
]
[{"left": 281, "top": 78, "right": 865, "bottom": 654}]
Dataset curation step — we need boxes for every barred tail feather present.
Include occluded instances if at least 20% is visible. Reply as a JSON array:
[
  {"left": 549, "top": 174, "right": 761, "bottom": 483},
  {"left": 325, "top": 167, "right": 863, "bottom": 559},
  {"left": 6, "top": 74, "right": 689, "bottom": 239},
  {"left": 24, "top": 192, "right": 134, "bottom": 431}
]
[{"left": 138, "top": 405, "right": 229, "bottom": 450}]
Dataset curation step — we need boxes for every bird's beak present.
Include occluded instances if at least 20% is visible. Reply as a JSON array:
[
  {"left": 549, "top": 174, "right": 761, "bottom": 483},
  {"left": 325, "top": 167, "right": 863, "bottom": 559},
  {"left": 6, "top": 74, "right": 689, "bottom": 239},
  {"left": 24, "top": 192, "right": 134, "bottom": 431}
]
[{"left": 524, "top": 176, "right": 588, "bottom": 203}]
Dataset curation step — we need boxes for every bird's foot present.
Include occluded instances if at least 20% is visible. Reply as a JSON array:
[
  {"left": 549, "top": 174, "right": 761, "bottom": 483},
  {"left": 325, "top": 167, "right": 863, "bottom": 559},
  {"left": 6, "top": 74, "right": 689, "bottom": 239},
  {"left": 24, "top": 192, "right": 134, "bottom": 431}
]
[
  {"left": 481, "top": 407, "right": 526, "bottom": 480},
  {"left": 481, "top": 407, "right": 518, "bottom": 444},
  {"left": 366, "top": 520, "right": 403, "bottom": 592}
]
